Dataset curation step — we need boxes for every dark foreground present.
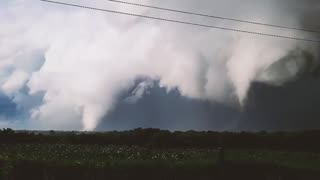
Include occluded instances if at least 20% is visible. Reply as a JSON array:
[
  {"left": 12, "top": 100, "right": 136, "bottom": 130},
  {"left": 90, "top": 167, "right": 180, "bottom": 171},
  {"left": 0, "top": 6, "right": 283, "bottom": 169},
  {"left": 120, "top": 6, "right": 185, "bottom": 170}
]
[
  {"left": 1, "top": 128, "right": 320, "bottom": 180},
  {"left": 1, "top": 159, "right": 320, "bottom": 180}
]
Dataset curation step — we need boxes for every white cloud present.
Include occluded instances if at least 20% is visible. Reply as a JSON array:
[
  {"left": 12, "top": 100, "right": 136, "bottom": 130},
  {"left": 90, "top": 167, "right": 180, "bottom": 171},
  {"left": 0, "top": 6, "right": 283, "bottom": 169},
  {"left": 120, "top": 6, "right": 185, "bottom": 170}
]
[
  {"left": 0, "top": 0, "right": 316, "bottom": 130},
  {"left": 2, "top": 70, "right": 29, "bottom": 95}
]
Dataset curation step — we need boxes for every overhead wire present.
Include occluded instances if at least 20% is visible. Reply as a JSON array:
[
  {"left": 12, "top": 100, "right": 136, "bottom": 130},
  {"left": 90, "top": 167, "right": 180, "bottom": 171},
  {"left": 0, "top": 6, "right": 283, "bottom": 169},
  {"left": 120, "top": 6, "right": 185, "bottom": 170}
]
[
  {"left": 105, "top": 0, "right": 320, "bottom": 34},
  {"left": 40, "top": 0, "right": 320, "bottom": 44}
]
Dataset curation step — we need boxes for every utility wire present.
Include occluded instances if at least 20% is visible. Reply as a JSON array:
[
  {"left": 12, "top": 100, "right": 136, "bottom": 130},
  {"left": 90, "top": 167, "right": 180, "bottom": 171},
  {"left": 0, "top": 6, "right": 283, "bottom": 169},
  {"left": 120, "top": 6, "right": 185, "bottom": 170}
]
[
  {"left": 40, "top": 0, "right": 320, "bottom": 44},
  {"left": 106, "top": 0, "right": 320, "bottom": 34}
]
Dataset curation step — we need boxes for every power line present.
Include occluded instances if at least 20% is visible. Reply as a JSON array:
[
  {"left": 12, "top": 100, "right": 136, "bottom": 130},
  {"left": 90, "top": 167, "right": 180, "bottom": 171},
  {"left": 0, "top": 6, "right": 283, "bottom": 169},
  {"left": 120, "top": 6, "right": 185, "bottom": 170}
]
[
  {"left": 105, "top": 0, "right": 320, "bottom": 34},
  {"left": 40, "top": 0, "right": 320, "bottom": 44}
]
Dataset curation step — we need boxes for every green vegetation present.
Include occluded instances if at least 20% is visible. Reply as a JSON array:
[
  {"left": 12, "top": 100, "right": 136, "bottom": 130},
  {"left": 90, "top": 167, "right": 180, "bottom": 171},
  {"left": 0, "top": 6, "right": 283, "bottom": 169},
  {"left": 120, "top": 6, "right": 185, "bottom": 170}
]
[
  {"left": 1, "top": 128, "right": 320, "bottom": 179},
  {"left": 0, "top": 144, "right": 217, "bottom": 165},
  {"left": 2, "top": 128, "right": 320, "bottom": 151},
  {"left": 227, "top": 149, "right": 320, "bottom": 171},
  {"left": 1, "top": 144, "right": 320, "bottom": 170}
]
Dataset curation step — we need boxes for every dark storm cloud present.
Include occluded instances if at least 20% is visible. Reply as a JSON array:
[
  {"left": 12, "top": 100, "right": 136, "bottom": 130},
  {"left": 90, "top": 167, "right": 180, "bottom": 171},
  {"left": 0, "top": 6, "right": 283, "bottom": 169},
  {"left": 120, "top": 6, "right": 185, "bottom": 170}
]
[
  {"left": 1, "top": 0, "right": 320, "bottom": 131},
  {"left": 99, "top": 0, "right": 320, "bottom": 132},
  {"left": 239, "top": 79, "right": 320, "bottom": 131},
  {"left": 0, "top": 94, "right": 16, "bottom": 118},
  {"left": 98, "top": 77, "right": 320, "bottom": 132},
  {"left": 97, "top": 81, "right": 240, "bottom": 131},
  {"left": 284, "top": 0, "right": 319, "bottom": 28}
]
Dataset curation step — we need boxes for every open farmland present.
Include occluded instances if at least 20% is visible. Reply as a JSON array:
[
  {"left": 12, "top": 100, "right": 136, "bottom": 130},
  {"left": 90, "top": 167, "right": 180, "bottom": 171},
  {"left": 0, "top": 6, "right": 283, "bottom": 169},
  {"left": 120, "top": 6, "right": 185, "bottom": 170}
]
[{"left": 1, "top": 129, "right": 320, "bottom": 179}]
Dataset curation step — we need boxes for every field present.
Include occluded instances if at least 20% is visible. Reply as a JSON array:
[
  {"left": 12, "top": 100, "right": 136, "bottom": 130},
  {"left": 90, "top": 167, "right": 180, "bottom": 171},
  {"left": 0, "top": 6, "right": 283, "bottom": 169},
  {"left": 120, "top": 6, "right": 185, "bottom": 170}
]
[
  {"left": 1, "top": 144, "right": 320, "bottom": 170},
  {"left": 1, "top": 129, "right": 320, "bottom": 179}
]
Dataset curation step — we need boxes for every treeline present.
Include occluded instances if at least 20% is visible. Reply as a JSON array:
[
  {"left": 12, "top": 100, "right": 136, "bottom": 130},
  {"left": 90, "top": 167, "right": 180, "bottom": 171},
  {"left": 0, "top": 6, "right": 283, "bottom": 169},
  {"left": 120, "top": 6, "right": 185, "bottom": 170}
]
[{"left": 1, "top": 128, "right": 320, "bottom": 151}]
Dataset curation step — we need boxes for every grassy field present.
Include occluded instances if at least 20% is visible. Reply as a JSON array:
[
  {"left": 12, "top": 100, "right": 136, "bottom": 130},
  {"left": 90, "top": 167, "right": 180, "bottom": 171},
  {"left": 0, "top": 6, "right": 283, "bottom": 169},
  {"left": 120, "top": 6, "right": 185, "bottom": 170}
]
[
  {"left": 1, "top": 144, "right": 320, "bottom": 179},
  {"left": 1, "top": 144, "right": 320, "bottom": 170},
  {"left": 2, "top": 129, "right": 320, "bottom": 179}
]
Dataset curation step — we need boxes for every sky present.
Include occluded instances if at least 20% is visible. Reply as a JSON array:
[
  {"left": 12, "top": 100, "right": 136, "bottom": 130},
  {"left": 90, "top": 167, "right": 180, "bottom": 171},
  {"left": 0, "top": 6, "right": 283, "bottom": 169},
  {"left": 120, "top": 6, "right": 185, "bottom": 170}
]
[{"left": 0, "top": 0, "right": 319, "bottom": 131}]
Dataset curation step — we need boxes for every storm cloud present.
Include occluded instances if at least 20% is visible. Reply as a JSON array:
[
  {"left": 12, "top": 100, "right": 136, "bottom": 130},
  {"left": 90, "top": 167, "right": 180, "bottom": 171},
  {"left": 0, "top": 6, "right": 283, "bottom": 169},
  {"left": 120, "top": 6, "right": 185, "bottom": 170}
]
[{"left": 0, "top": 0, "right": 319, "bottom": 131}]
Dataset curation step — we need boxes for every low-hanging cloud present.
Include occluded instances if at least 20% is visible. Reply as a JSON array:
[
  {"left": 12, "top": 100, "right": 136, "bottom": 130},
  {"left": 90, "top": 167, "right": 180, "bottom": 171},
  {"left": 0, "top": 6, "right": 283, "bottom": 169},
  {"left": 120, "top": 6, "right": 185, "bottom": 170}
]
[{"left": 0, "top": 0, "right": 319, "bottom": 130}]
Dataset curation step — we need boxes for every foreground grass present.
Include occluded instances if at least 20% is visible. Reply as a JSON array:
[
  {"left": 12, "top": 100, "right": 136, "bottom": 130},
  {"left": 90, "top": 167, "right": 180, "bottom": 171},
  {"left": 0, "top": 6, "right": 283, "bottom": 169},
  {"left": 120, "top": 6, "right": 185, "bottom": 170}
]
[
  {"left": 1, "top": 144, "right": 320, "bottom": 170},
  {"left": 1, "top": 144, "right": 320, "bottom": 179},
  {"left": 0, "top": 144, "right": 217, "bottom": 164},
  {"left": 227, "top": 149, "right": 320, "bottom": 171}
]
